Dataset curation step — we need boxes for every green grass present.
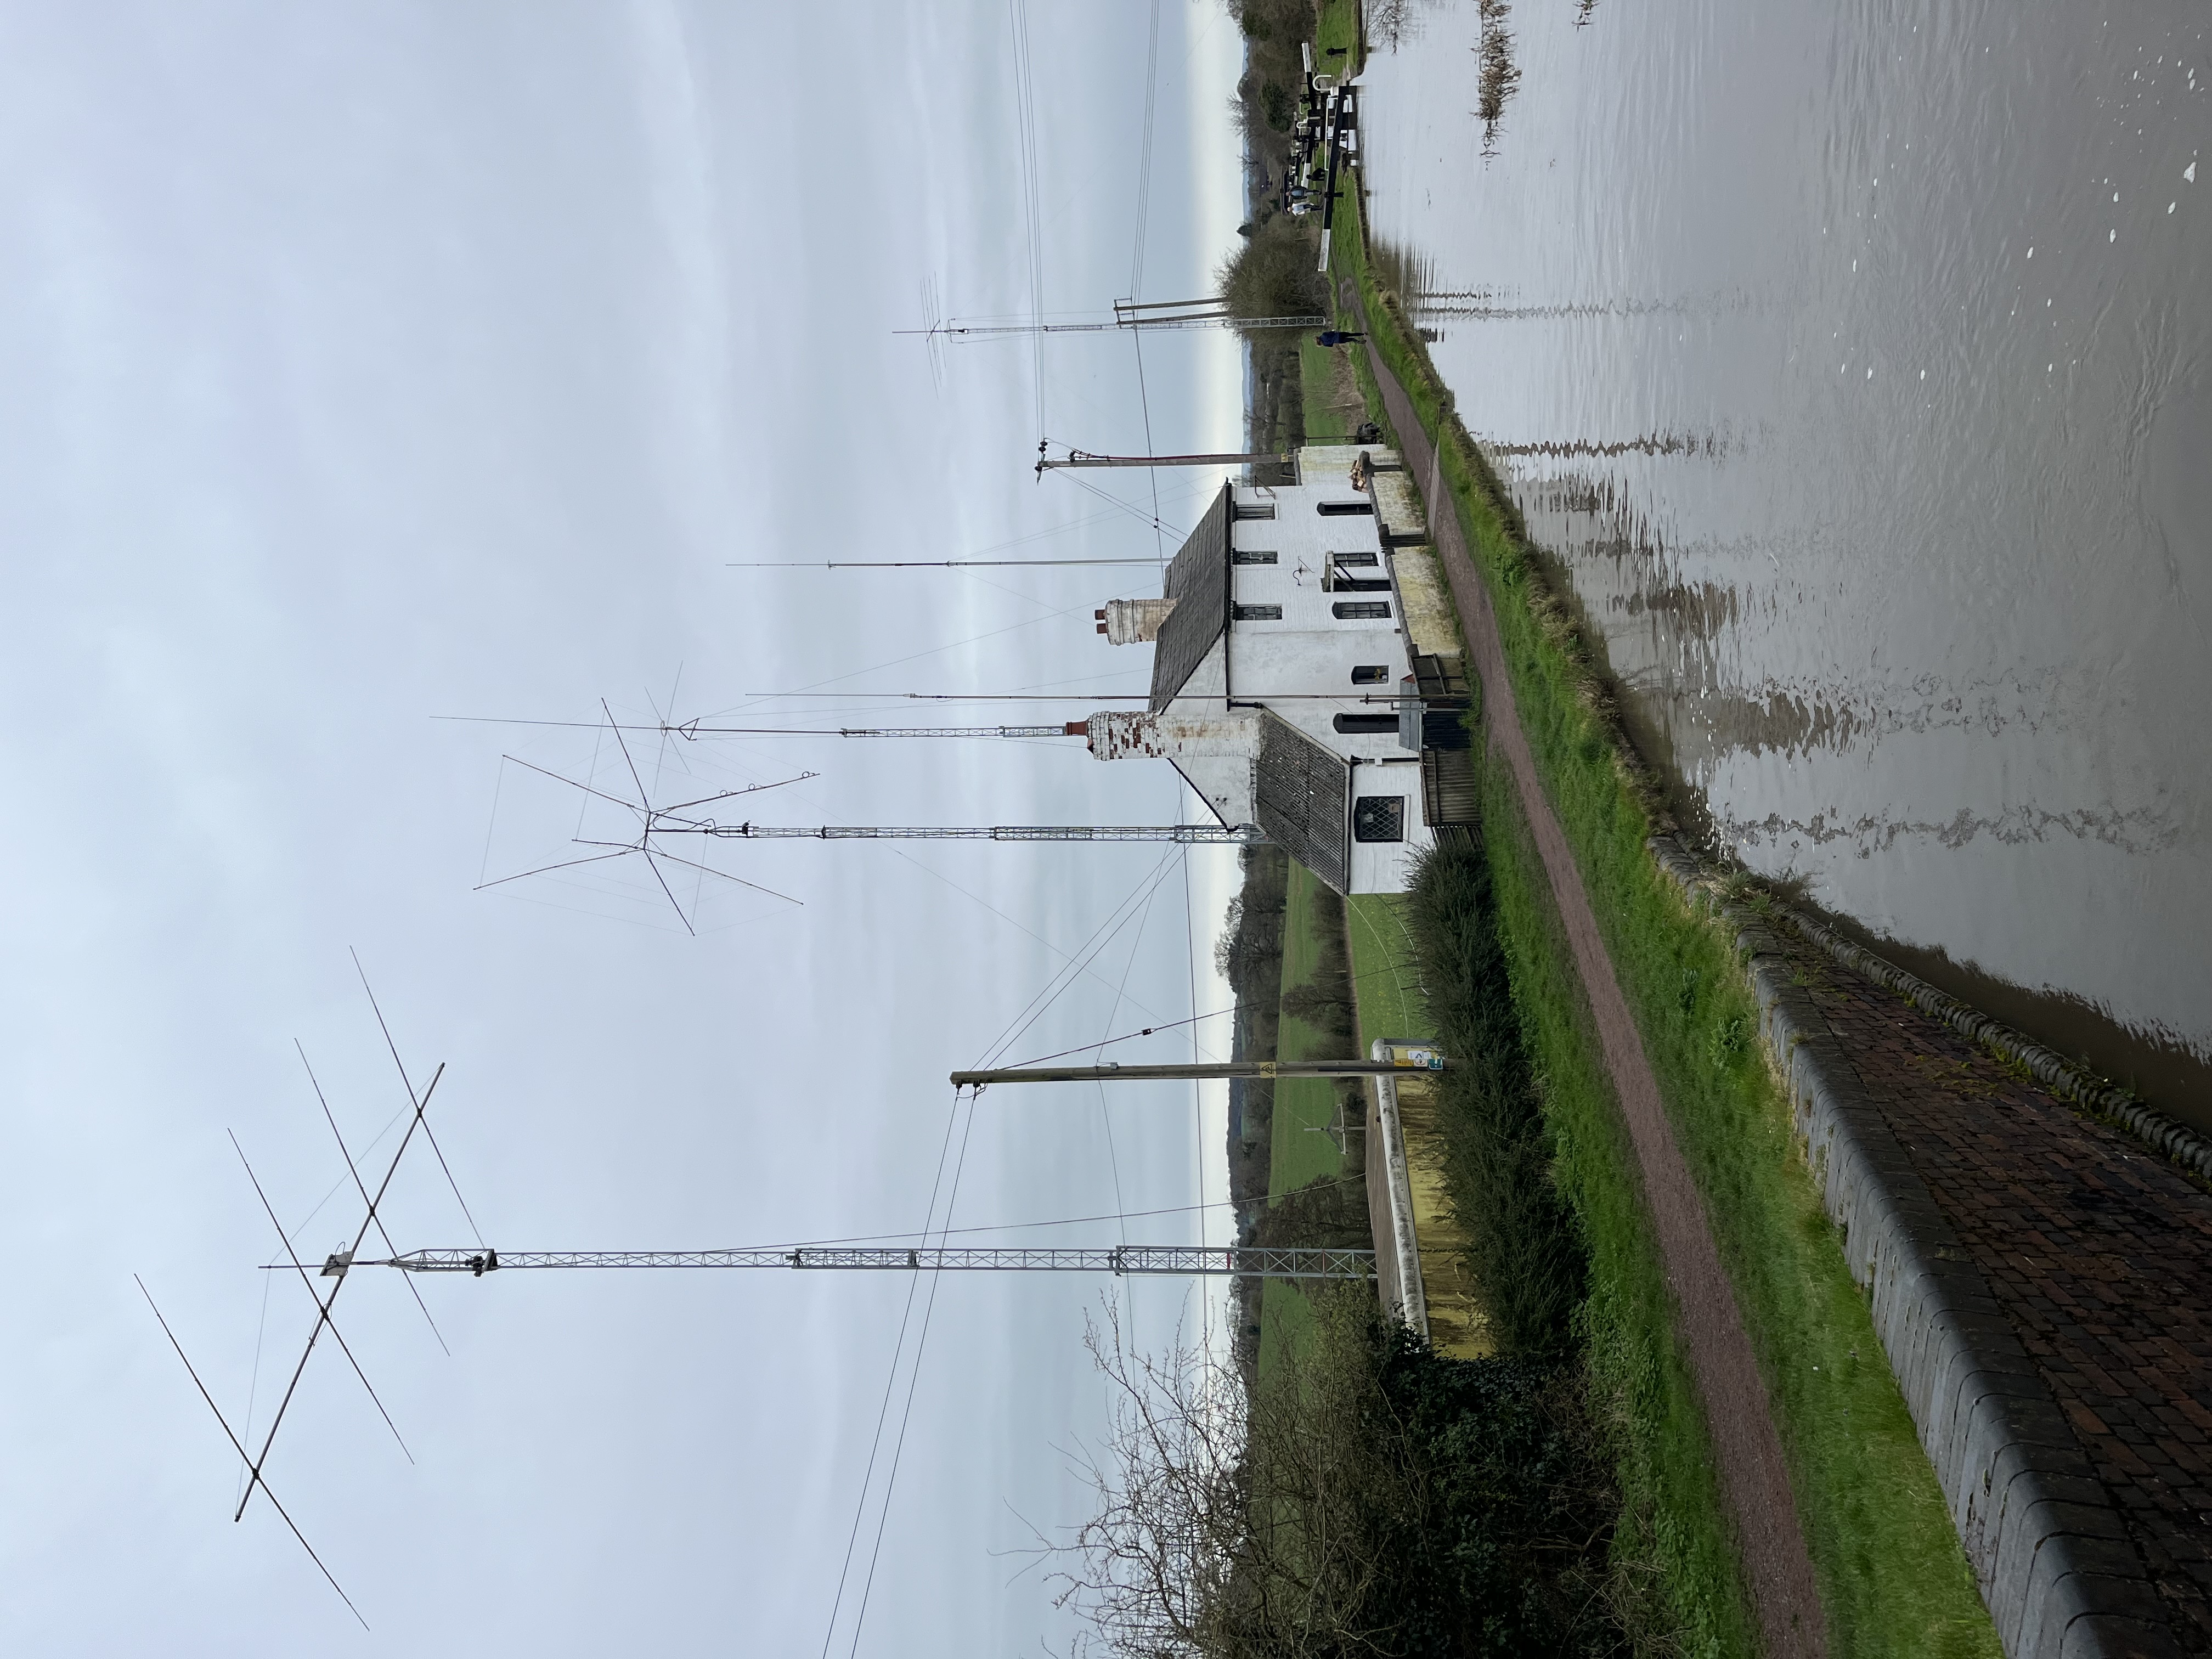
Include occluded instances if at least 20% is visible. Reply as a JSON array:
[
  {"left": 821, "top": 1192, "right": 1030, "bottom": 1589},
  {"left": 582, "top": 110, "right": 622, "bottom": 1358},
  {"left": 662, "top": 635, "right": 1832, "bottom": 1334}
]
[
  {"left": 1268, "top": 861, "right": 1350, "bottom": 1197},
  {"left": 1315, "top": 58, "right": 2003, "bottom": 1652},
  {"left": 1313, "top": 0, "right": 1361, "bottom": 71},
  {"left": 1298, "top": 335, "right": 1359, "bottom": 439},
  {"left": 1469, "top": 777, "right": 1759, "bottom": 1654},
  {"left": 1258, "top": 861, "right": 1352, "bottom": 1383},
  {"left": 1345, "top": 893, "right": 1426, "bottom": 1046}
]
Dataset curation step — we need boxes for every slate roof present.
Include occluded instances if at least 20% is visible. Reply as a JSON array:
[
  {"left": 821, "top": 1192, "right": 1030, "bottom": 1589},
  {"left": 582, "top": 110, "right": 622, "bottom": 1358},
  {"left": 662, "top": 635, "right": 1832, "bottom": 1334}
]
[
  {"left": 1255, "top": 713, "right": 1350, "bottom": 893},
  {"left": 1148, "top": 483, "right": 1232, "bottom": 710}
]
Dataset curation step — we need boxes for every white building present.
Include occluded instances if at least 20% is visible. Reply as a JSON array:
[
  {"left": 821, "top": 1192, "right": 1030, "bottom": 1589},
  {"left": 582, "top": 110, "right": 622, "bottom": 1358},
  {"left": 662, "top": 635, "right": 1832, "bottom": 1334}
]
[{"left": 1081, "top": 443, "right": 1472, "bottom": 894}]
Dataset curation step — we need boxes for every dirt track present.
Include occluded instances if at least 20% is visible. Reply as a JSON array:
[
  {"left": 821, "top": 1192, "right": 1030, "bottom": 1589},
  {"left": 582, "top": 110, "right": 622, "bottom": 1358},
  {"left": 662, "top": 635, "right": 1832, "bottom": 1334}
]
[{"left": 1361, "top": 336, "right": 1828, "bottom": 1658}]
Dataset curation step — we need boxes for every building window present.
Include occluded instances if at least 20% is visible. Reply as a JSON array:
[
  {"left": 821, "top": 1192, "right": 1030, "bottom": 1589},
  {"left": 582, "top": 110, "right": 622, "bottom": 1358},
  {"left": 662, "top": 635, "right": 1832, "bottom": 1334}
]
[
  {"left": 1350, "top": 665, "right": 1389, "bottom": 685},
  {"left": 1334, "top": 713, "right": 1399, "bottom": 734},
  {"left": 1233, "top": 502, "right": 1277, "bottom": 521},
  {"left": 1333, "top": 601, "right": 1391, "bottom": 620},
  {"left": 1232, "top": 603, "right": 1283, "bottom": 622},
  {"left": 1317, "top": 501, "right": 1374, "bottom": 517},
  {"left": 1324, "top": 556, "right": 1386, "bottom": 592},
  {"left": 1232, "top": 549, "right": 1278, "bottom": 565},
  {"left": 1353, "top": 797, "right": 1406, "bottom": 842}
]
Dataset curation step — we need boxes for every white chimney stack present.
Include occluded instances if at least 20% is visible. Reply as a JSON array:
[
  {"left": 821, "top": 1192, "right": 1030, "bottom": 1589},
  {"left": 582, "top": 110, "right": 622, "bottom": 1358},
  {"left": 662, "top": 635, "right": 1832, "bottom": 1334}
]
[{"left": 1096, "top": 597, "right": 1178, "bottom": 645}]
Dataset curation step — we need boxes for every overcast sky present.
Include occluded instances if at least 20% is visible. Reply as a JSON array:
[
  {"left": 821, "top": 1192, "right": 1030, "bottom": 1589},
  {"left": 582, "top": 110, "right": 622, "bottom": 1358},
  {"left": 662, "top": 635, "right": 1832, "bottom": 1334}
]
[{"left": 0, "top": 4, "right": 1250, "bottom": 1652}]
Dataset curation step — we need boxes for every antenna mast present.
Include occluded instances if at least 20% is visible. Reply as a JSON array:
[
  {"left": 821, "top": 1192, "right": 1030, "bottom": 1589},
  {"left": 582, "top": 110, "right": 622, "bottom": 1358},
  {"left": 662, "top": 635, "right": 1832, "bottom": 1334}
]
[
  {"left": 678, "top": 822, "right": 1263, "bottom": 844},
  {"left": 371, "top": 1244, "right": 1373, "bottom": 1279},
  {"left": 899, "top": 296, "right": 1323, "bottom": 339}
]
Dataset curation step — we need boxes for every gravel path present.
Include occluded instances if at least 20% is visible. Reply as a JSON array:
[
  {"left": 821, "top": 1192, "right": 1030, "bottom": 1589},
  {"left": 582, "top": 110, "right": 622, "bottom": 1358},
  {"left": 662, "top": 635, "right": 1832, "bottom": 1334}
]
[{"left": 1361, "top": 335, "right": 1829, "bottom": 1658}]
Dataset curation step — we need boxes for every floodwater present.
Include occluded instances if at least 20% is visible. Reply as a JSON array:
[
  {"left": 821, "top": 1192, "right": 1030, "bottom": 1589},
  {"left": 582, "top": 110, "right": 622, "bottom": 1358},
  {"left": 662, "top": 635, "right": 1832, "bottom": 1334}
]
[{"left": 1358, "top": 1, "right": 2212, "bottom": 1123}]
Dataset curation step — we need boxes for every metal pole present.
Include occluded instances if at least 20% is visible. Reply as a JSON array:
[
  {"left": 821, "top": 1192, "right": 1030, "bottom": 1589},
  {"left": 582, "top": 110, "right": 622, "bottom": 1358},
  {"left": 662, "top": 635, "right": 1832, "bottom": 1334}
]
[
  {"left": 909, "top": 315, "right": 1320, "bottom": 338},
  {"left": 373, "top": 1244, "right": 1375, "bottom": 1279},
  {"left": 726, "top": 557, "right": 1165, "bottom": 568},
  {"left": 1038, "top": 451, "right": 1290, "bottom": 471},
  {"left": 951, "top": 1055, "right": 1445, "bottom": 1086},
  {"left": 1114, "top": 296, "right": 1229, "bottom": 315},
  {"left": 675, "top": 823, "right": 1268, "bottom": 844}
]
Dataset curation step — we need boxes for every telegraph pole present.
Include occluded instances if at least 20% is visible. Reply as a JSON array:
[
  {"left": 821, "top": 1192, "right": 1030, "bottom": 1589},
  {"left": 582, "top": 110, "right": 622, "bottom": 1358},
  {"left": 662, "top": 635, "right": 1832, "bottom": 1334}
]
[{"left": 1036, "top": 445, "right": 1293, "bottom": 475}]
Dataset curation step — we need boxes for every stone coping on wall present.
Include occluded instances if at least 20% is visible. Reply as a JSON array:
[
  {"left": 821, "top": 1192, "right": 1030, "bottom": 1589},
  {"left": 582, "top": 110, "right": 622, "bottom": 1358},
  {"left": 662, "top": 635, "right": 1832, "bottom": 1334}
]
[
  {"left": 1650, "top": 836, "right": 2187, "bottom": 1659},
  {"left": 1365, "top": 1041, "right": 1427, "bottom": 1340}
]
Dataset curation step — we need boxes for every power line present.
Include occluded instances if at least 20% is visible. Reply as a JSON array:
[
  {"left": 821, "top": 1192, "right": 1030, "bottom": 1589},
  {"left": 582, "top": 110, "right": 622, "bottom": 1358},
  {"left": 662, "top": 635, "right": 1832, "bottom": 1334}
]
[
  {"left": 849, "top": 1087, "right": 981, "bottom": 1658},
  {"left": 727, "top": 557, "right": 1163, "bottom": 568},
  {"left": 1129, "top": 0, "right": 1165, "bottom": 562}
]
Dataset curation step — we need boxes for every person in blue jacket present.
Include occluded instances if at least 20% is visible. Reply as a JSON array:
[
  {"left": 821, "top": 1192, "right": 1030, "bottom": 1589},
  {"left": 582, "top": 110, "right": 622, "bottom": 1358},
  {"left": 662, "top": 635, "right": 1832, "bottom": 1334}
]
[{"left": 1316, "top": 329, "right": 1365, "bottom": 347}]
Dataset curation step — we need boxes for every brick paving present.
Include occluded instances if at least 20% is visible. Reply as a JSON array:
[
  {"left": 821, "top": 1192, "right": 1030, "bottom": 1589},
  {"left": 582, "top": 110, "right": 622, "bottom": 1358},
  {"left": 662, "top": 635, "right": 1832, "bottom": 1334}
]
[{"left": 1784, "top": 936, "right": 2212, "bottom": 1651}]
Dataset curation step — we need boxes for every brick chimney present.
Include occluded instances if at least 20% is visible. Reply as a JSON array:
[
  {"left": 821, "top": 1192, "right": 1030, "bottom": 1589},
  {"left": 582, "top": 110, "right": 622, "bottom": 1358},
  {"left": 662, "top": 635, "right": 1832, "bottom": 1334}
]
[{"left": 1079, "top": 710, "right": 1263, "bottom": 760}]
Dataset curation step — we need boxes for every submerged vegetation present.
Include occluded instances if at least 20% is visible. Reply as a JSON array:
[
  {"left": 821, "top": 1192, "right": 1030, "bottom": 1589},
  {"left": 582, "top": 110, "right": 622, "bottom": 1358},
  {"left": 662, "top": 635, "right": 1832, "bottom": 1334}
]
[{"left": 1475, "top": 0, "right": 1522, "bottom": 154}]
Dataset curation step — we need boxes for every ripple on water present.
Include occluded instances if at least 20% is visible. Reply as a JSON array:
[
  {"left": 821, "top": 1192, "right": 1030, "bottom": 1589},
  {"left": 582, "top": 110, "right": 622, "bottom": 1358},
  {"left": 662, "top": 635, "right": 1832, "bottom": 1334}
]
[{"left": 1357, "top": 0, "right": 2212, "bottom": 1115}]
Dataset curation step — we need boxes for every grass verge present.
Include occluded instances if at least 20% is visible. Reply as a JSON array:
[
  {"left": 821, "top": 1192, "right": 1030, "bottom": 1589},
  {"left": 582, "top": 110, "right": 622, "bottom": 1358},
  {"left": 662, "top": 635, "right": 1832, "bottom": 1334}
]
[
  {"left": 1311, "top": 35, "right": 2002, "bottom": 1647},
  {"left": 1450, "top": 784, "right": 1756, "bottom": 1655}
]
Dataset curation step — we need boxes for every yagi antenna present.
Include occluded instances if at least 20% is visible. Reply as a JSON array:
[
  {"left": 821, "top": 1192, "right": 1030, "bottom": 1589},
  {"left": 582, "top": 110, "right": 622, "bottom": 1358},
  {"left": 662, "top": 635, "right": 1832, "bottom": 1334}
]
[
  {"left": 138, "top": 967, "right": 476, "bottom": 1630},
  {"left": 477, "top": 699, "right": 812, "bottom": 933}
]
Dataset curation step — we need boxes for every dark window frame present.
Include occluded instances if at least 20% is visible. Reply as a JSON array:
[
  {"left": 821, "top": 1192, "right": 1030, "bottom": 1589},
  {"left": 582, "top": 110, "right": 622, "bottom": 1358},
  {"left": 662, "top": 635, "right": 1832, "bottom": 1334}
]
[
  {"left": 1232, "top": 549, "right": 1278, "bottom": 565},
  {"left": 1317, "top": 501, "right": 1374, "bottom": 517},
  {"left": 1333, "top": 601, "right": 1391, "bottom": 620},
  {"left": 1334, "top": 713, "right": 1399, "bottom": 734},
  {"left": 1350, "top": 664, "right": 1389, "bottom": 685},
  {"left": 1232, "top": 602, "right": 1283, "bottom": 622},
  {"left": 1353, "top": 796, "right": 1407, "bottom": 843}
]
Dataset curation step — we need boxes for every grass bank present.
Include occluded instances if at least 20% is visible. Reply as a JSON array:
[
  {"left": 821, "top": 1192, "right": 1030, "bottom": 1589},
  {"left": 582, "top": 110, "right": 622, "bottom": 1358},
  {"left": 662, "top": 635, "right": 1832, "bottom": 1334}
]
[{"left": 1313, "top": 31, "right": 2001, "bottom": 1647}]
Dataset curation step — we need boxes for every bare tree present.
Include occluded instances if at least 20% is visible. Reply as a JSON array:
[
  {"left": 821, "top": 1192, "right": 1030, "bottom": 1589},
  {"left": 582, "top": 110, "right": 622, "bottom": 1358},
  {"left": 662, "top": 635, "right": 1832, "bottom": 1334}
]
[
  {"left": 1054, "top": 1295, "right": 1423, "bottom": 1659},
  {"left": 1052, "top": 1293, "right": 1642, "bottom": 1658}
]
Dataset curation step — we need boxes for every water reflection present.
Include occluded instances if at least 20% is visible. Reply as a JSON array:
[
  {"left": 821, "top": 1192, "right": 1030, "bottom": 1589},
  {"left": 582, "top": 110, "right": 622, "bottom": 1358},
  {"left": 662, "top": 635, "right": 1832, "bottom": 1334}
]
[{"left": 1359, "top": 0, "right": 2212, "bottom": 1116}]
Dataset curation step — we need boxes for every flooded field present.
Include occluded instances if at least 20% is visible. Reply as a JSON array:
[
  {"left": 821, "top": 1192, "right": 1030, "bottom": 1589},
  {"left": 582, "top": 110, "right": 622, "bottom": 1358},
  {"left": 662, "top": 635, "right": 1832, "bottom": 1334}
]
[{"left": 1359, "top": 0, "right": 2212, "bottom": 1120}]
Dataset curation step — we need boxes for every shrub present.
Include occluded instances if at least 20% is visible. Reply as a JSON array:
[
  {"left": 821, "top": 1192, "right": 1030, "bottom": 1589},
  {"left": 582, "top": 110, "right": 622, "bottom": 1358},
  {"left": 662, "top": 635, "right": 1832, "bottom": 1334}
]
[
  {"left": 1216, "top": 216, "right": 1327, "bottom": 335},
  {"left": 1063, "top": 1293, "right": 1627, "bottom": 1658},
  {"left": 1408, "top": 829, "right": 1587, "bottom": 1353}
]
